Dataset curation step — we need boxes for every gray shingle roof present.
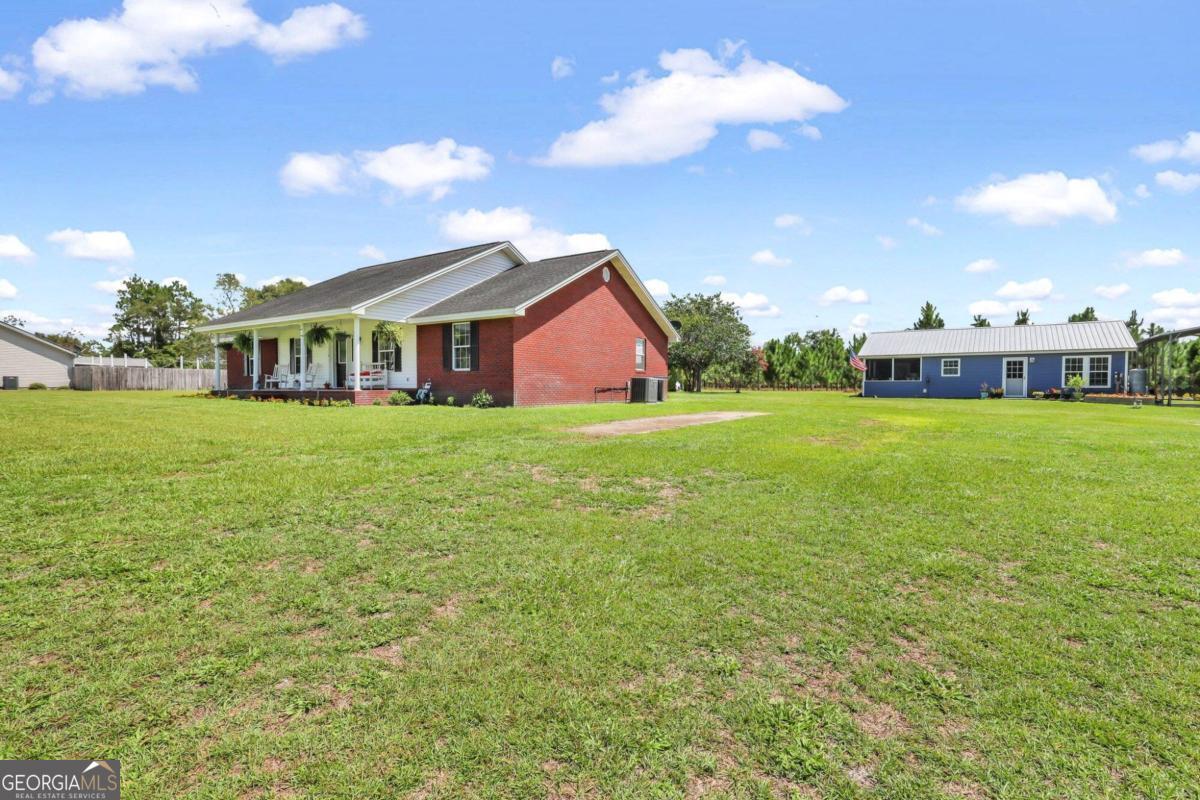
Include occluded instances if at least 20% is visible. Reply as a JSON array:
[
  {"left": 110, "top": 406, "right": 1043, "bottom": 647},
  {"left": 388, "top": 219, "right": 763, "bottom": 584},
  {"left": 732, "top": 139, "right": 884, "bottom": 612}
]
[
  {"left": 204, "top": 242, "right": 503, "bottom": 327},
  {"left": 409, "top": 250, "right": 616, "bottom": 319},
  {"left": 860, "top": 320, "right": 1137, "bottom": 357}
]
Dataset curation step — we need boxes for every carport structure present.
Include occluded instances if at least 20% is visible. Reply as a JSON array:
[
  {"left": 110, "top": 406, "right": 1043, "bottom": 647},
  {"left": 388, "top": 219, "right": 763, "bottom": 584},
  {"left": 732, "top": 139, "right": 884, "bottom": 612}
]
[{"left": 1139, "top": 324, "right": 1200, "bottom": 406}]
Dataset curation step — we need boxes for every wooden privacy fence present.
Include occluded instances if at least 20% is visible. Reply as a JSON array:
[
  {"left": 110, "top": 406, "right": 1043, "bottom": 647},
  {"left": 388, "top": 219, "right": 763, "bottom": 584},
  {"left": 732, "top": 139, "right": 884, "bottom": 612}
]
[{"left": 71, "top": 365, "right": 224, "bottom": 391}]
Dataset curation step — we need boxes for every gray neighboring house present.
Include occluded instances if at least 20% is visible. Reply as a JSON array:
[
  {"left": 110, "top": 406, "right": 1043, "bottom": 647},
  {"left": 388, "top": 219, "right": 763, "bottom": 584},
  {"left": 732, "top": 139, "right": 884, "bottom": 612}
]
[{"left": 0, "top": 320, "right": 76, "bottom": 388}]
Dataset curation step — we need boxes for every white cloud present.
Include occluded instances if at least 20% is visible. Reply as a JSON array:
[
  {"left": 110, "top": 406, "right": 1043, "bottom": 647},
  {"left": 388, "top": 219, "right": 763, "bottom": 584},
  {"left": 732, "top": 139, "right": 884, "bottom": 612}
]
[
  {"left": 535, "top": 43, "right": 847, "bottom": 166},
  {"left": 358, "top": 244, "right": 385, "bottom": 261},
  {"left": 1126, "top": 248, "right": 1186, "bottom": 268},
  {"left": 30, "top": 0, "right": 366, "bottom": 99},
  {"left": 550, "top": 55, "right": 575, "bottom": 80},
  {"left": 746, "top": 129, "right": 785, "bottom": 151},
  {"left": 877, "top": 235, "right": 897, "bottom": 250},
  {"left": 600, "top": 70, "right": 620, "bottom": 84},
  {"left": 1094, "top": 283, "right": 1131, "bottom": 300},
  {"left": 1150, "top": 288, "right": 1200, "bottom": 308},
  {"left": 439, "top": 206, "right": 610, "bottom": 261},
  {"left": 254, "top": 3, "right": 366, "bottom": 63},
  {"left": 701, "top": 274, "right": 726, "bottom": 287},
  {"left": 280, "top": 152, "right": 351, "bottom": 195},
  {"left": 957, "top": 171, "right": 1117, "bottom": 226},
  {"left": 750, "top": 249, "right": 790, "bottom": 267},
  {"left": 819, "top": 285, "right": 869, "bottom": 305},
  {"left": 796, "top": 123, "right": 821, "bottom": 141},
  {"left": 995, "top": 277, "right": 1053, "bottom": 300},
  {"left": 644, "top": 278, "right": 670, "bottom": 299},
  {"left": 281, "top": 139, "right": 492, "bottom": 201},
  {"left": 161, "top": 275, "right": 189, "bottom": 288},
  {"left": 685, "top": 164, "right": 705, "bottom": 175},
  {"left": 92, "top": 278, "right": 128, "bottom": 294},
  {"left": 905, "top": 216, "right": 943, "bottom": 236},
  {"left": 257, "top": 274, "right": 311, "bottom": 287},
  {"left": 721, "top": 290, "right": 781, "bottom": 318},
  {"left": 1134, "top": 184, "right": 1151, "bottom": 199},
  {"left": 47, "top": 229, "right": 134, "bottom": 261},
  {"left": 964, "top": 258, "right": 999, "bottom": 273},
  {"left": 0, "top": 278, "right": 17, "bottom": 299},
  {"left": 968, "top": 299, "right": 1042, "bottom": 317},
  {"left": 0, "top": 308, "right": 110, "bottom": 338},
  {"left": 0, "top": 65, "right": 24, "bottom": 99},
  {"left": 849, "top": 312, "right": 870, "bottom": 334},
  {"left": 1131, "top": 131, "right": 1200, "bottom": 164},
  {"left": 0, "top": 234, "right": 35, "bottom": 261},
  {"left": 921, "top": 195, "right": 938, "bottom": 206},
  {"left": 1155, "top": 170, "right": 1200, "bottom": 193},
  {"left": 773, "top": 213, "right": 811, "bottom": 233},
  {"left": 356, "top": 139, "right": 492, "bottom": 201}
]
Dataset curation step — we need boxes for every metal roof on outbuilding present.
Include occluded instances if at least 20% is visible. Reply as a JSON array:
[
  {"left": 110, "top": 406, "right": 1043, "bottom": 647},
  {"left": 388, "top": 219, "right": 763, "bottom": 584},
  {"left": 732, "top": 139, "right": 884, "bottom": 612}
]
[{"left": 859, "top": 320, "right": 1138, "bottom": 357}]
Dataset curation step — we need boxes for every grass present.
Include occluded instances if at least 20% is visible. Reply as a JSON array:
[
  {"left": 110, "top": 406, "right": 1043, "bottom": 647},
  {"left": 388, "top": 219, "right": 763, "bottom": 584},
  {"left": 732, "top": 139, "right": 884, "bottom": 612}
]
[{"left": 1, "top": 390, "right": 1199, "bottom": 799}]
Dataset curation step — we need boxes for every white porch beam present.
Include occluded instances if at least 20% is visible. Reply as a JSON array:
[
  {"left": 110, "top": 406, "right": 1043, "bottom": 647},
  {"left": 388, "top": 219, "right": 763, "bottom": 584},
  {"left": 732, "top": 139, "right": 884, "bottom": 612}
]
[
  {"left": 352, "top": 317, "right": 361, "bottom": 391},
  {"left": 299, "top": 323, "right": 307, "bottom": 390},
  {"left": 212, "top": 337, "right": 220, "bottom": 390},
  {"left": 252, "top": 329, "right": 260, "bottom": 390}
]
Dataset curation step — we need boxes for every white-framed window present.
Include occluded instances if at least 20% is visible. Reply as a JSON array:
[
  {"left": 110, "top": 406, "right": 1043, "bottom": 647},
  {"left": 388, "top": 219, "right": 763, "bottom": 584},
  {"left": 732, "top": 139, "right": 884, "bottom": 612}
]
[
  {"left": 635, "top": 338, "right": 646, "bottom": 371},
  {"left": 451, "top": 322, "right": 471, "bottom": 371},
  {"left": 1063, "top": 355, "right": 1109, "bottom": 388},
  {"left": 941, "top": 358, "right": 961, "bottom": 377},
  {"left": 372, "top": 330, "right": 398, "bottom": 371},
  {"left": 242, "top": 351, "right": 255, "bottom": 377},
  {"left": 866, "top": 357, "right": 922, "bottom": 382}
]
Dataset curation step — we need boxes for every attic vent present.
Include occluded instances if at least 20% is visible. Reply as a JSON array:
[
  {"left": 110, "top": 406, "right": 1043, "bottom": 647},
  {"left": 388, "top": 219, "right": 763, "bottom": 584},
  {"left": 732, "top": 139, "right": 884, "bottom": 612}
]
[{"left": 602, "top": 266, "right": 611, "bottom": 283}]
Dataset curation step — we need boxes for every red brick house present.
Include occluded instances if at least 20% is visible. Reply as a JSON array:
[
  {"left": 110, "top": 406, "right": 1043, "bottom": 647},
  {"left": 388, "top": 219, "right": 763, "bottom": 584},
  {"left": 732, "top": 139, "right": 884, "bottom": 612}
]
[{"left": 197, "top": 242, "right": 677, "bottom": 405}]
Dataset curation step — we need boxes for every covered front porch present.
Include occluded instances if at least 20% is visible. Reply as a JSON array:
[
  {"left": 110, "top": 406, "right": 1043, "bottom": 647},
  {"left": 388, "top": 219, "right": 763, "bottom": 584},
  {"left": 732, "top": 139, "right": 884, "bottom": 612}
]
[{"left": 210, "top": 314, "right": 419, "bottom": 394}]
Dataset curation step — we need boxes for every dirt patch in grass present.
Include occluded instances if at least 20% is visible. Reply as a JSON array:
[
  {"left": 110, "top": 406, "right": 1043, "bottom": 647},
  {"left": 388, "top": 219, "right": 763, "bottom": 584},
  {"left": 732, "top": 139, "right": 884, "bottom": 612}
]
[
  {"left": 853, "top": 700, "right": 911, "bottom": 739},
  {"left": 942, "top": 779, "right": 988, "bottom": 799},
  {"left": 847, "top": 763, "right": 877, "bottom": 789},
  {"left": 571, "top": 411, "right": 767, "bottom": 437}
]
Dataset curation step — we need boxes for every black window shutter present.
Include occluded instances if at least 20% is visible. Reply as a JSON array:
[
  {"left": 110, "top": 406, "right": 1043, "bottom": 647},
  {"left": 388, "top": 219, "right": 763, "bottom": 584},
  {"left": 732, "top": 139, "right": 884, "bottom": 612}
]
[
  {"left": 371, "top": 331, "right": 378, "bottom": 363},
  {"left": 470, "top": 321, "right": 480, "bottom": 371},
  {"left": 289, "top": 338, "right": 295, "bottom": 371},
  {"left": 442, "top": 324, "right": 452, "bottom": 369}
]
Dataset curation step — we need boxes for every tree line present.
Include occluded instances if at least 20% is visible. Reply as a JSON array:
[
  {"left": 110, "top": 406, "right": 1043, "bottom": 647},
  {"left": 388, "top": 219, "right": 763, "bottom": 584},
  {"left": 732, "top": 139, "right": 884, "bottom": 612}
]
[{"left": 5, "top": 273, "right": 307, "bottom": 367}]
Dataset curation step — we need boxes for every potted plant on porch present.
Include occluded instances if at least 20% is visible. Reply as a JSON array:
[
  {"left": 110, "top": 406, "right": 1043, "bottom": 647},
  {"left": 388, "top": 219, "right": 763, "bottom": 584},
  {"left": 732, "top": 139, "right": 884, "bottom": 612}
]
[
  {"left": 305, "top": 323, "right": 333, "bottom": 348},
  {"left": 979, "top": 382, "right": 989, "bottom": 400}
]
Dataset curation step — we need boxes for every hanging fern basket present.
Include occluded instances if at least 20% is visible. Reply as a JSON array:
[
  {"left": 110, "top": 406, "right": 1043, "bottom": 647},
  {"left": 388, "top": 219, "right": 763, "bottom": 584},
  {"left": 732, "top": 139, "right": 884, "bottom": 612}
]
[
  {"left": 231, "top": 332, "right": 255, "bottom": 354},
  {"left": 305, "top": 323, "right": 333, "bottom": 348}
]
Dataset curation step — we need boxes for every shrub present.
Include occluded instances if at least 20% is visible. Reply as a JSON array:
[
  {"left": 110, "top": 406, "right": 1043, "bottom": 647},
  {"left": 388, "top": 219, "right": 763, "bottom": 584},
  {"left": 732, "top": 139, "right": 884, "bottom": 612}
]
[
  {"left": 372, "top": 398, "right": 382, "bottom": 406},
  {"left": 470, "top": 388, "right": 495, "bottom": 408},
  {"left": 387, "top": 391, "right": 413, "bottom": 406},
  {"left": 332, "top": 399, "right": 352, "bottom": 407},
  {"left": 28, "top": 382, "right": 48, "bottom": 390},
  {"left": 1031, "top": 391, "right": 1045, "bottom": 399},
  {"left": 1067, "top": 375, "right": 1085, "bottom": 400},
  {"left": 445, "top": 395, "right": 456, "bottom": 407}
]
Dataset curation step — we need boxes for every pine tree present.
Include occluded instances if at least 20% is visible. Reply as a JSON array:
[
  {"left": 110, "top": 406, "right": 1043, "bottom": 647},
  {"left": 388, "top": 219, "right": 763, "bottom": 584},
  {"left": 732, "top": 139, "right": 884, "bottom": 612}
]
[
  {"left": 971, "top": 315, "right": 990, "bottom": 327},
  {"left": 911, "top": 302, "right": 945, "bottom": 330},
  {"left": 1013, "top": 309, "right": 1031, "bottom": 325}
]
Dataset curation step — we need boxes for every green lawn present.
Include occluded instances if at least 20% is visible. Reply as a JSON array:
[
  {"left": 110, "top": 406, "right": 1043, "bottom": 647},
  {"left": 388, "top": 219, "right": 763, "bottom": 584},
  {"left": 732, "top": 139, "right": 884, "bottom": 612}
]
[{"left": 2, "top": 391, "right": 1198, "bottom": 799}]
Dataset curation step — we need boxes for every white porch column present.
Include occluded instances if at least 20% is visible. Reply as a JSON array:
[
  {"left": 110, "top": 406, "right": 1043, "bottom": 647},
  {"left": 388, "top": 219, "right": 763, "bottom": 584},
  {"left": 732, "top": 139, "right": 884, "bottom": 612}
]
[
  {"left": 212, "top": 337, "right": 220, "bottom": 389},
  {"left": 352, "top": 317, "right": 361, "bottom": 390},
  {"left": 252, "top": 329, "right": 260, "bottom": 390},
  {"left": 299, "top": 323, "right": 307, "bottom": 390}
]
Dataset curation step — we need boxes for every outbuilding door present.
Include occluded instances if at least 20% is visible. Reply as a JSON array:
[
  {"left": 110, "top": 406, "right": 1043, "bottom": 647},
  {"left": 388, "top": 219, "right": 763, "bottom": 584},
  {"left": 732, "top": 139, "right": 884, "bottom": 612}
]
[{"left": 1003, "top": 357, "right": 1027, "bottom": 398}]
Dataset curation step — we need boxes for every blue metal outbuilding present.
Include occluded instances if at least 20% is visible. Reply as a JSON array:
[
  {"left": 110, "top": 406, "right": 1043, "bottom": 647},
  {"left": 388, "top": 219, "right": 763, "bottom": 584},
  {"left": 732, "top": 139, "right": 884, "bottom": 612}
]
[{"left": 859, "top": 320, "right": 1138, "bottom": 398}]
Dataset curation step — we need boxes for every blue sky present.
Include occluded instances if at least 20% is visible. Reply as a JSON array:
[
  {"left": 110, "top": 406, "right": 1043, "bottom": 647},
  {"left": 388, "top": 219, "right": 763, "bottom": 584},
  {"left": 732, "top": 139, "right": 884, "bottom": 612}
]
[{"left": 1, "top": 0, "right": 1198, "bottom": 341}]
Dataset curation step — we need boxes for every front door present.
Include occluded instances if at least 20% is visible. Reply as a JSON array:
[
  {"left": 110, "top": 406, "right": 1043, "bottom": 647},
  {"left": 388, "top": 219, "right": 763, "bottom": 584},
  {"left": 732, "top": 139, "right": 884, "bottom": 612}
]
[
  {"left": 335, "top": 336, "right": 348, "bottom": 388},
  {"left": 1003, "top": 357, "right": 1027, "bottom": 398}
]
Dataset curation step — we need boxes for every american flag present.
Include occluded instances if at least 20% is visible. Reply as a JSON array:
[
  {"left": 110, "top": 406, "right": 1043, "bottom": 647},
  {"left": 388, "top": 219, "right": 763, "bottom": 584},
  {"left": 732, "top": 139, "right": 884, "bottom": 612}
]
[{"left": 849, "top": 350, "right": 867, "bottom": 372}]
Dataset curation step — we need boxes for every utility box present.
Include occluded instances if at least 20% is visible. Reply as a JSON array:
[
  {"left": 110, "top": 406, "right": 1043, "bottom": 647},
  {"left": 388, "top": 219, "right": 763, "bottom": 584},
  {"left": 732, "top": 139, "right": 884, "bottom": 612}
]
[{"left": 2, "top": 376, "right": 17, "bottom": 390}]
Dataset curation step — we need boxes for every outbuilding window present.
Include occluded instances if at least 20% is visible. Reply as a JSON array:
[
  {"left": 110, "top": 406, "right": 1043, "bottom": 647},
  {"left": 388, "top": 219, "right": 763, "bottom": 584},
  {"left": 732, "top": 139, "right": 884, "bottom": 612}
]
[
  {"left": 1064, "top": 355, "right": 1110, "bottom": 388},
  {"left": 893, "top": 357, "right": 921, "bottom": 381},
  {"left": 941, "top": 358, "right": 961, "bottom": 377},
  {"left": 866, "top": 357, "right": 922, "bottom": 382},
  {"left": 451, "top": 322, "right": 471, "bottom": 371},
  {"left": 866, "top": 359, "right": 892, "bottom": 381},
  {"left": 635, "top": 338, "right": 646, "bottom": 371}
]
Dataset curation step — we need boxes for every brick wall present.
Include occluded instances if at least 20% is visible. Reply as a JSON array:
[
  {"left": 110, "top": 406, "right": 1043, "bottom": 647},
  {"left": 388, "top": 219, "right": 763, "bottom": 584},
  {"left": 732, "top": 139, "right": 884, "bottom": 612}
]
[
  {"left": 512, "top": 260, "right": 669, "bottom": 406},
  {"left": 225, "top": 338, "right": 278, "bottom": 390},
  {"left": 415, "top": 318, "right": 515, "bottom": 405}
]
